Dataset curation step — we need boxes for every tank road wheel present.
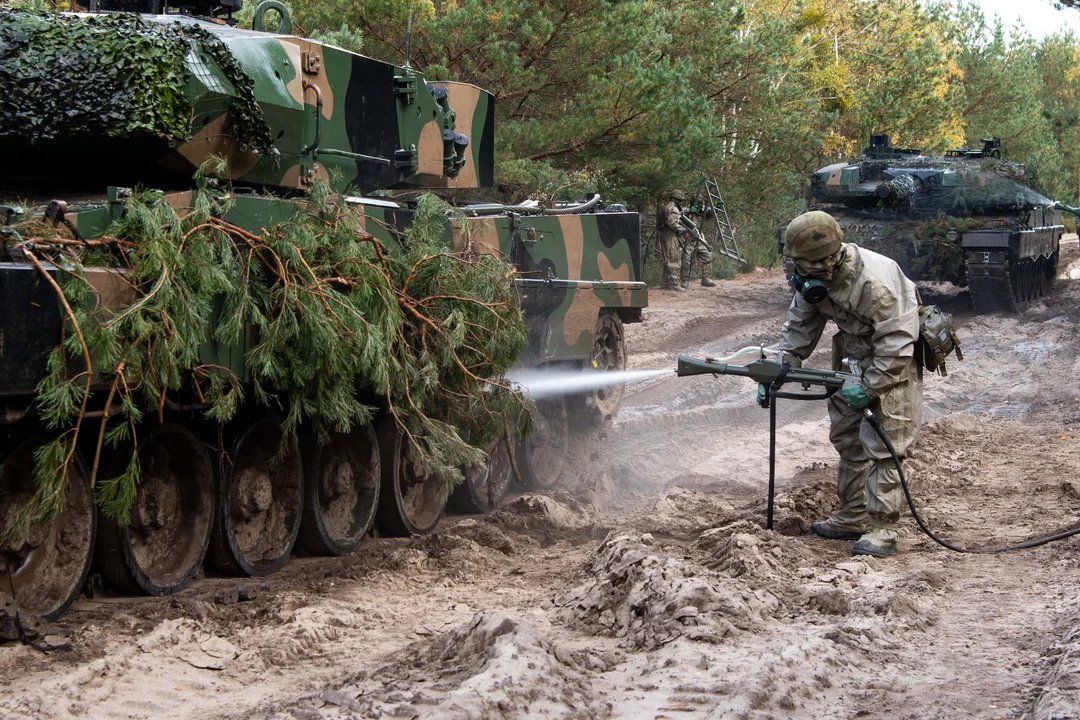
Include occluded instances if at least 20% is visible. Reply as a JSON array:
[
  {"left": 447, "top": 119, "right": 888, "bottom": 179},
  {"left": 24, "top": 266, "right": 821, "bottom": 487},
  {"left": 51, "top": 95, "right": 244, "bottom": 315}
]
[
  {"left": 451, "top": 434, "right": 514, "bottom": 515},
  {"left": 521, "top": 394, "right": 570, "bottom": 491},
  {"left": 299, "top": 423, "right": 380, "bottom": 556},
  {"left": 374, "top": 414, "right": 447, "bottom": 536},
  {"left": 96, "top": 424, "right": 214, "bottom": 596},
  {"left": 0, "top": 436, "right": 95, "bottom": 620},
  {"left": 209, "top": 417, "right": 304, "bottom": 576},
  {"left": 587, "top": 310, "right": 628, "bottom": 424}
]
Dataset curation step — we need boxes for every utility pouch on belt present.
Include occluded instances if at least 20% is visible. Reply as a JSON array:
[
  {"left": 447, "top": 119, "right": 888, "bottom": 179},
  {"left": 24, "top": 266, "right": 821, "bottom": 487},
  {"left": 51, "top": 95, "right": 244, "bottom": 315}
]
[{"left": 915, "top": 304, "right": 963, "bottom": 376}]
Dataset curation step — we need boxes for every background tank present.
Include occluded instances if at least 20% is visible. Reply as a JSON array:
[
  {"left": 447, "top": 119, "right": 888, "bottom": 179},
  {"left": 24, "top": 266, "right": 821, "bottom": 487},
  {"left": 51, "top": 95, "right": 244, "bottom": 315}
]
[
  {"left": 0, "top": 2, "right": 646, "bottom": 621},
  {"left": 794, "top": 134, "right": 1072, "bottom": 312}
]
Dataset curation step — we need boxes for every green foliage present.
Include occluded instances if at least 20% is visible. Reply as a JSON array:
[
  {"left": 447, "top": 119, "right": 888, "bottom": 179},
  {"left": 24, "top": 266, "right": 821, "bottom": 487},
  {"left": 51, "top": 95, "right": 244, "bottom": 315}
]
[
  {"left": 843, "top": 217, "right": 972, "bottom": 284},
  {"left": 6, "top": 177, "right": 529, "bottom": 538},
  {"left": 0, "top": 10, "right": 272, "bottom": 153},
  {"left": 290, "top": 0, "right": 1080, "bottom": 250},
  {"left": 310, "top": 23, "right": 364, "bottom": 54}
]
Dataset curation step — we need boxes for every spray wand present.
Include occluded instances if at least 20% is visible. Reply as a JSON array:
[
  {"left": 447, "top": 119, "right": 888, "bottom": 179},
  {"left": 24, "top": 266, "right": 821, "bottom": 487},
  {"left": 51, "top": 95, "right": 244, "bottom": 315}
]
[{"left": 676, "top": 347, "right": 1080, "bottom": 553}]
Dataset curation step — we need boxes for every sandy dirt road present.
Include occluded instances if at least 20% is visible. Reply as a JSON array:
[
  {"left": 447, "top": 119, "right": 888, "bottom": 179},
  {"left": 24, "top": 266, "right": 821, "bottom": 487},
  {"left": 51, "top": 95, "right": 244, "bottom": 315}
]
[{"left": 5, "top": 239, "right": 1080, "bottom": 720}]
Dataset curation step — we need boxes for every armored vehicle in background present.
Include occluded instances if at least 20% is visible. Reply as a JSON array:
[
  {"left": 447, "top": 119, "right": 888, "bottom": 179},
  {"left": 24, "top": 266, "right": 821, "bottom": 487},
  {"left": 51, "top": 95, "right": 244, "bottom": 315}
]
[
  {"left": 0, "top": 1, "right": 646, "bottom": 620},
  {"left": 798, "top": 134, "right": 1075, "bottom": 312}
]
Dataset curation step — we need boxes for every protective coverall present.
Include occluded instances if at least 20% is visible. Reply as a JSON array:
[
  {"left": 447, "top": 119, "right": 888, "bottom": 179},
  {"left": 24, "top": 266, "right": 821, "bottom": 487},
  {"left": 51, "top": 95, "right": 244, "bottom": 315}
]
[{"left": 778, "top": 242, "right": 922, "bottom": 556}]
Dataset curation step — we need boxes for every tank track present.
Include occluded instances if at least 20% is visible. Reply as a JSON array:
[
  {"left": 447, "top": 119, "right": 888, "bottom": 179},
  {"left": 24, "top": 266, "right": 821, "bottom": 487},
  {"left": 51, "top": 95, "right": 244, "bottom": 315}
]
[
  {"left": 965, "top": 252, "right": 1055, "bottom": 313},
  {"left": 965, "top": 252, "right": 1016, "bottom": 313}
]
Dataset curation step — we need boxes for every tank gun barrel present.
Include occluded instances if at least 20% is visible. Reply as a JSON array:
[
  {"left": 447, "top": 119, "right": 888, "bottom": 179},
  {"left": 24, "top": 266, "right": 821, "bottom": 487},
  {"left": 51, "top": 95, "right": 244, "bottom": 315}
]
[{"left": 1053, "top": 202, "right": 1080, "bottom": 217}]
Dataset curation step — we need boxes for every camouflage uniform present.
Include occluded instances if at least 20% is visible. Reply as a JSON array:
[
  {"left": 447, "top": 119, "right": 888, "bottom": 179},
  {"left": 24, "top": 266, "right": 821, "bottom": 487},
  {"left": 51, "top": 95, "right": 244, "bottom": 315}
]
[
  {"left": 777, "top": 211, "right": 922, "bottom": 557},
  {"left": 658, "top": 190, "right": 714, "bottom": 290},
  {"left": 683, "top": 193, "right": 715, "bottom": 287}
]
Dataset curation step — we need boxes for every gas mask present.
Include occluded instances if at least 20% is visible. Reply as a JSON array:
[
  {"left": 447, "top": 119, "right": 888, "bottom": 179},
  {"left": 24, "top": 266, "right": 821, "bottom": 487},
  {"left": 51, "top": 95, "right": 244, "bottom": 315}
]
[
  {"left": 788, "top": 249, "right": 846, "bottom": 304},
  {"left": 789, "top": 267, "right": 828, "bottom": 303}
]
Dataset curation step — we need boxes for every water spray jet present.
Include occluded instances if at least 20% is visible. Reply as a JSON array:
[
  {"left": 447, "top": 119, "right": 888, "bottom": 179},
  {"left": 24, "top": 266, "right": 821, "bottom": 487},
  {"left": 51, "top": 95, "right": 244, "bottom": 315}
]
[{"left": 503, "top": 367, "right": 672, "bottom": 399}]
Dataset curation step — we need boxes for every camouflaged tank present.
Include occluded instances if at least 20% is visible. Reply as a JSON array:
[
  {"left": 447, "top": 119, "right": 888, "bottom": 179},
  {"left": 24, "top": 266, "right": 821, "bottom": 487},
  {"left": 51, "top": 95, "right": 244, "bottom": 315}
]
[
  {"left": 798, "top": 134, "right": 1075, "bottom": 313},
  {"left": 0, "top": 1, "right": 647, "bottom": 620}
]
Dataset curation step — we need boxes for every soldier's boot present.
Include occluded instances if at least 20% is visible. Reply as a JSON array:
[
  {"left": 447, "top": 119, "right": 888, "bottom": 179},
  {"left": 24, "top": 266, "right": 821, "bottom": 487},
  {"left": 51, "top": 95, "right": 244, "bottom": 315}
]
[
  {"left": 851, "top": 460, "right": 903, "bottom": 557},
  {"left": 852, "top": 527, "right": 898, "bottom": 557},
  {"left": 700, "top": 260, "right": 716, "bottom": 287},
  {"left": 660, "top": 271, "right": 682, "bottom": 291},
  {"left": 810, "top": 459, "right": 870, "bottom": 540}
]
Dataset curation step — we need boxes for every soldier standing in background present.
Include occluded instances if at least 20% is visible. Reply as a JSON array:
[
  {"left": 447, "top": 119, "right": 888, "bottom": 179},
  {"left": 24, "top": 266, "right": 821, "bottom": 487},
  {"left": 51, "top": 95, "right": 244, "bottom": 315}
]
[
  {"left": 684, "top": 189, "right": 716, "bottom": 288},
  {"left": 657, "top": 189, "right": 715, "bottom": 291}
]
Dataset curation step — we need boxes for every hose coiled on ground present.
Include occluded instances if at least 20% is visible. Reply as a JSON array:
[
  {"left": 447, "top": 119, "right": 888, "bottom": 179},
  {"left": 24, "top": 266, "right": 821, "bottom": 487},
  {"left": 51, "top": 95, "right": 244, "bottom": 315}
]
[{"left": 863, "top": 409, "right": 1080, "bottom": 553}]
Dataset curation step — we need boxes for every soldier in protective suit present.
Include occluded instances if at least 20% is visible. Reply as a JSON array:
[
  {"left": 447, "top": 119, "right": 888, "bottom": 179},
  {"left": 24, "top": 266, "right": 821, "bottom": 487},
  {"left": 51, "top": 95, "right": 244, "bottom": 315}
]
[
  {"left": 767, "top": 211, "right": 922, "bottom": 557},
  {"left": 657, "top": 189, "right": 716, "bottom": 290}
]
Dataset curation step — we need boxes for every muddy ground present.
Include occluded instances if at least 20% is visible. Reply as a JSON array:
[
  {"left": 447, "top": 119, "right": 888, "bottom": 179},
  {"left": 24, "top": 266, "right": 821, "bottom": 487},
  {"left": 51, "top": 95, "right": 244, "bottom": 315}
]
[{"left": 6, "top": 240, "right": 1080, "bottom": 720}]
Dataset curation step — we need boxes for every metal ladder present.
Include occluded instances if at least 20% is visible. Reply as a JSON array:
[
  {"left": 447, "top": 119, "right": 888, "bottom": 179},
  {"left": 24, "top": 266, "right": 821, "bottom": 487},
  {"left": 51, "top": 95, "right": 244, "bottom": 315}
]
[{"left": 702, "top": 177, "right": 745, "bottom": 263}]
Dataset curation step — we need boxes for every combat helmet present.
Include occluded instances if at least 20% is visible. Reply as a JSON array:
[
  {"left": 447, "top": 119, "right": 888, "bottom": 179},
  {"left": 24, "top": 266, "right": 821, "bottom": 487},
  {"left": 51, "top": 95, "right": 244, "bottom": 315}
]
[
  {"left": 668, "top": 189, "right": 686, "bottom": 201},
  {"left": 783, "top": 211, "right": 843, "bottom": 262}
]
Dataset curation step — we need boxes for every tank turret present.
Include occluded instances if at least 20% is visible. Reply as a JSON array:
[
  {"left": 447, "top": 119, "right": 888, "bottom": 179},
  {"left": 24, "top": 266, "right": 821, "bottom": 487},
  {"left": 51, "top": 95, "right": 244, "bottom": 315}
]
[{"left": 0, "top": 3, "right": 493, "bottom": 194}]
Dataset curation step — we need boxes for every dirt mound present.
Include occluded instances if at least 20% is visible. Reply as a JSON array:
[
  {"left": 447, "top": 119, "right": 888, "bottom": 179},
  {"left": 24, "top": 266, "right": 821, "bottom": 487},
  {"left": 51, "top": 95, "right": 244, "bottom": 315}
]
[
  {"left": 771, "top": 463, "right": 838, "bottom": 533},
  {"left": 254, "top": 612, "right": 607, "bottom": 719},
  {"left": 690, "top": 521, "right": 938, "bottom": 629},
  {"left": 634, "top": 487, "right": 737, "bottom": 538},
  {"left": 1026, "top": 611, "right": 1080, "bottom": 720},
  {"left": 489, "top": 493, "right": 602, "bottom": 546},
  {"left": 556, "top": 534, "right": 778, "bottom": 650},
  {"left": 694, "top": 521, "right": 819, "bottom": 585},
  {"left": 410, "top": 519, "right": 522, "bottom": 570},
  {"left": 134, "top": 618, "right": 239, "bottom": 671}
]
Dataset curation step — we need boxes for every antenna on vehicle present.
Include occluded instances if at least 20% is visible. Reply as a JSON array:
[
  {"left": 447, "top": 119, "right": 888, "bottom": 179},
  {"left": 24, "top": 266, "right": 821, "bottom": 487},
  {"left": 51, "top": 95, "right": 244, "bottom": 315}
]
[{"left": 403, "top": 0, "right": 415, "bottom": 69}]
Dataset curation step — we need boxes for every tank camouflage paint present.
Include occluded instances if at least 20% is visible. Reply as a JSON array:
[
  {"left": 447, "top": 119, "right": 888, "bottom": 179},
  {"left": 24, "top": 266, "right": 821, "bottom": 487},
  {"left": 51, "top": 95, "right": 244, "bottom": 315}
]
[
  {"left": 168, "top": 25, "right": 495, "bottom": 193},
  {"left": 0, "top": 15, "right": 491, "bottom": 194},
  {"left": 798, "top": 134, "right": 1068, "bottom": 312}
]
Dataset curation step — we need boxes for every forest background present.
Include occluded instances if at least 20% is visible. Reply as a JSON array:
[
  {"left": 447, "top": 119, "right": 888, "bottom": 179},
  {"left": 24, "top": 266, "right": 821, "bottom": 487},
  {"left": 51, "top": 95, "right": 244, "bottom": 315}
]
[
  {"left": 20, "top": 0, "right": 1080, "bottom": 276},
  {"left": 278, "top": 0, "right": 1080, "bottom": 275}
]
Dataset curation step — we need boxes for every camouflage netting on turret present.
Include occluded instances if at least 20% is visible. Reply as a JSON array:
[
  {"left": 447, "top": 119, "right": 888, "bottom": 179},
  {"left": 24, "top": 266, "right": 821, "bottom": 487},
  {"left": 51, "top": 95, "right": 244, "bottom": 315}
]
[
  {"left": 837, "top": 217, "right": 978, "bottom": 285},
  {"left": 0, "top": 10, "right": 272, "bottom": 153}
]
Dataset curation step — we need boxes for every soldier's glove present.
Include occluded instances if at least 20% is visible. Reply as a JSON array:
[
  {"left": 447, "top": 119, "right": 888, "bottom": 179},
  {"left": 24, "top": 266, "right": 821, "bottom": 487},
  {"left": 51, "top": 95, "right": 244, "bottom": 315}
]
[
  {"left": 756, "top": 383, "right": 769, "bottom": 408},
  {"left": 839, "top": 384, "right": 870, "bottom": 410}
]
